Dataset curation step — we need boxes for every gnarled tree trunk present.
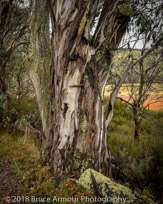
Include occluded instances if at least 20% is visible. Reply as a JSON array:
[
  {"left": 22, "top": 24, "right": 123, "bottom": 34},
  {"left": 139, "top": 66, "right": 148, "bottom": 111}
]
[{"left": 30, "top": 0, "right": 131, "bottom": 175}]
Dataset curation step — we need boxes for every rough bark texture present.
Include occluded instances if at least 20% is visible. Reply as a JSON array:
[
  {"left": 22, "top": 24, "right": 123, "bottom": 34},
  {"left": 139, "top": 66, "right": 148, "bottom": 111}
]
[
  {"left": 30, "top": 0, "right": 131, "bottom": 175},
  {"left": 27, "top": 0, "right": 51, "bottom": 131}
]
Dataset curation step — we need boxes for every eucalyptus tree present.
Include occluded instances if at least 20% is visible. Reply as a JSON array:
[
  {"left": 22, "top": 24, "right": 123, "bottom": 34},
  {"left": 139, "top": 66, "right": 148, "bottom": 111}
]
[
  {"left": 28, "top": 0, "right": 133, "bottom": 174},
  {"left": 105, "top": 0, "right": 163, "bottom": 130},
  {"left": 125, "top": 48, "right": 163, "bottom": 139},
  {"left": 0, "top": 0, "right": 29, "bottom": 108},
  {"left": 29, "top": 0, "right": 163, "bottom": 175}
]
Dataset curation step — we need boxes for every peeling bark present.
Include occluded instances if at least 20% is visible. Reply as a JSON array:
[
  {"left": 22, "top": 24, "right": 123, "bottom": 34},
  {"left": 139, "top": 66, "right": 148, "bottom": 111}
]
[{"left": 30, "top": 0, "right": 131, "bottom": 175}]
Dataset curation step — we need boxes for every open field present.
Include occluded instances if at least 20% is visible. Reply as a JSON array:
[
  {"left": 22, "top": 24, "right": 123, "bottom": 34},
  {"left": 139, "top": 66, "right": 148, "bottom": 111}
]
[{"left": 104, "top": 83, "right": 163, "bottom": 110}]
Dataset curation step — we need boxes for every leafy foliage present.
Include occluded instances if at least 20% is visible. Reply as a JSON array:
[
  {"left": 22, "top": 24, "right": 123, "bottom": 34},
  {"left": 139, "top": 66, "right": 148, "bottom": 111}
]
[
  {"left": 130, "top": 0, "right": 163, "bottom": 43},
  {"left": 0, "top": 96, "right": 41, "bottom": 133}
]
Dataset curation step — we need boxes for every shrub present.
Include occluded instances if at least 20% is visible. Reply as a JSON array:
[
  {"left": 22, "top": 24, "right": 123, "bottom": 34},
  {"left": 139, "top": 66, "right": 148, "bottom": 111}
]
[
  {"left": 107, "top": 101, "right": 163, "bottom": 201},
  {"left": 0, "top": 96, "right": 41, "bottom": 132}
]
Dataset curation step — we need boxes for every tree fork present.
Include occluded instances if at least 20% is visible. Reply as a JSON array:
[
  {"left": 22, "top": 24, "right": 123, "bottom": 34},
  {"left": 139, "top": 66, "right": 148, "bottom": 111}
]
[{"left": 30, "top": 0, "right": 131, "bottom": 175}]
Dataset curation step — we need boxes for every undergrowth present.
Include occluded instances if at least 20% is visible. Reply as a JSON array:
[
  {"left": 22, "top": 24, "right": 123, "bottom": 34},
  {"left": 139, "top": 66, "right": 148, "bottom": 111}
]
[
  {"left": 0, "top": 96, "right": 162, "bottom": 203},
  {"left": 107, "top": 99, "right": 163, "bottom": 202},
  {"left": 0, "top": 132, "right": 94, "bottom": 204},
  {"left": 0, "top": 96, "right": 41, "bottom": 132}
]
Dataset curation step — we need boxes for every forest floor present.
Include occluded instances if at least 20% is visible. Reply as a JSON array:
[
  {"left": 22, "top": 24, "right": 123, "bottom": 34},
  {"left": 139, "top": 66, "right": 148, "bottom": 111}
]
[
  {"left": 0, "top": 132, "right": 94, "bottom": 204},
  {"left": 0, "top": 158, "right": 27, "bottom": 204}
]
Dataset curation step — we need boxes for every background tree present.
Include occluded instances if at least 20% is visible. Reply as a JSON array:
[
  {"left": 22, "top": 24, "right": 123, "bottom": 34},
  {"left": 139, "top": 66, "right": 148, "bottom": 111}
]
[
  {"left": 105, "top": 40, "right": 163, "bottom": 130},
  {"left": 26, "top": 0, "right": 51, "bottom": 134},
  {"left": 123, "top": 48, "right": 163, "bottom": 139},
  {"left": 0, "top": 0, "right": 29, "bottom": 109},
  {"left": 105, "top": 0, "right": 163, "bottom": 129}
]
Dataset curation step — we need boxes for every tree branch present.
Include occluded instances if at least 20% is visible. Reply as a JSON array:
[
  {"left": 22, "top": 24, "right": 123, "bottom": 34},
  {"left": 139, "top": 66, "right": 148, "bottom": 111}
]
[
  {"left": 116, "top": 96, "right": 154, "bottom": 116},
  {"left": 105, "top": 37, "right": 163, "bottom": 127},
  {"left": 116, "top": 96, "right": 133, "bottom": 107},
  {"left": 16, "top": 41, "right": 30, "bottom": 47},
  {"left": 1, "top": 25, "right": 28, "bottom": 71}
]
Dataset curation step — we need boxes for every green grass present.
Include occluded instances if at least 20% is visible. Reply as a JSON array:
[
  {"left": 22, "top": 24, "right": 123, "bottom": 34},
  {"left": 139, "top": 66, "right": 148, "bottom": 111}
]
[
  {"left": 0, "top": 96, "right": 41, "bottom": 132},
  {"left": 107, "top": 99, "right": 163, "bottom": 201},
  {"left": 0, "top": 97, "right": 95, "bottom": 203},
  {"left": 0, "top": 132, "right": 94, "bottom": 204}
]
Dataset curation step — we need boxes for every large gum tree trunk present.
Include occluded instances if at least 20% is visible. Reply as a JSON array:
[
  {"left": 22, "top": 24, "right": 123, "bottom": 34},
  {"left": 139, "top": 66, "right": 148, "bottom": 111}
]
[
  {"left": 45, "top": 56, "right": 109, "bottom": 173},
  {"left": 30, "top": 0, "right": 131, "bottom": 175}
]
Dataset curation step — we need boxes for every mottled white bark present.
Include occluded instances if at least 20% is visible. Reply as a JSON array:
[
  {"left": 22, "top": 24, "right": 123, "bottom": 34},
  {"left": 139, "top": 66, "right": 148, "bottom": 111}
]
[{"left": 30, "top": 0, "right": 131, "bottom": 175}]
